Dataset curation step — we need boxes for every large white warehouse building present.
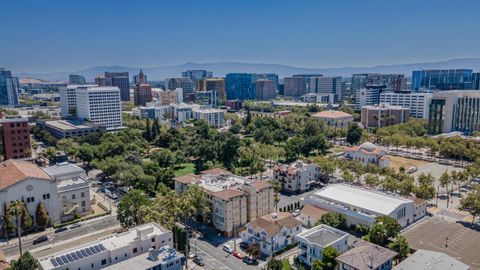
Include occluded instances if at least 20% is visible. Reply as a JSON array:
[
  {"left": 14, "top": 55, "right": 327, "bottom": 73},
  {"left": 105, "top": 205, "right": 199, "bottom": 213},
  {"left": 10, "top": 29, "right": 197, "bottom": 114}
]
[{"left": 304, "top": 184, "right": 418, "bottom": 227}]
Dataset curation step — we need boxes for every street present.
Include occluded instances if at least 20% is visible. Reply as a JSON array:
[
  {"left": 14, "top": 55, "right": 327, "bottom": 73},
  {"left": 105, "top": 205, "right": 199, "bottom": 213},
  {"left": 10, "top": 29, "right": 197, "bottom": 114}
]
[{"left": 1, "top": 215, "right": 119, "bottom": 258}]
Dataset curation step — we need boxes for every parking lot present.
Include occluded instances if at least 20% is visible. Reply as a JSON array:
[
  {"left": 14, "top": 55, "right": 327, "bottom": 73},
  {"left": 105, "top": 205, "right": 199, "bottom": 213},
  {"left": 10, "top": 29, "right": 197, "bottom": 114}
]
[{"left": 402, "top": 217, "right": 480, "bottom": 269}]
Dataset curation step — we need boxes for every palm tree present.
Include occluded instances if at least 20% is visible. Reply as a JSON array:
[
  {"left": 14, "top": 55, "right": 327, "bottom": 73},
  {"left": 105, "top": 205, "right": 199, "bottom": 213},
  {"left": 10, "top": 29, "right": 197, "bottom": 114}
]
[
  {"left": 9, "top": 201, "right": 25, "bottom": 256},
  {"left": 270, "top": 180, "right": 281, "bottom": 211}
]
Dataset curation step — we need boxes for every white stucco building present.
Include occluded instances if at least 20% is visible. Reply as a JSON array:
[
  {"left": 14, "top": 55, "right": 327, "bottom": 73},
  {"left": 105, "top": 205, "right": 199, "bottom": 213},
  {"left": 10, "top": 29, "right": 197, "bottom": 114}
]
[
  {"left": 273, "top": 161, "right": 319, "bottom": 192},
  {"left": 295, "top": 224, "right": 349, "bottom": 267},
  {"left": 38, "top": 223, "right": 173, "bottom": 270},
  {"left": 344, "top": 142, "right": 389, "bottom": 168},
  {"left": 0, "top": 160, "right": 92, "bottom": 225},
  {"left": 192, "top": 107, "right": 225, "bottom": 128},
  {"left": 304, "top": 184, "right": 419, "bottom": 227},
  {"left": 240, "top": 212, "right": 302, "bottom": 256},
  {"left": 76, "top": 86, "right": 122, "bottom": 130},
  {"left": 0, "top": 160, "right": 62, "bottom": 225}
]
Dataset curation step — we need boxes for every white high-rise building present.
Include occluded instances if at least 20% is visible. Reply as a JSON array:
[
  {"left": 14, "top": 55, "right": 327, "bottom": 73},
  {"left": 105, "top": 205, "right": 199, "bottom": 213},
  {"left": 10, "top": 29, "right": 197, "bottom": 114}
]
[
  {"left": 60, "top": 84, "right": 97, "bottom": 118},
  {"left": 380, "top": 92, "right": 432, "bottom": 118},
  {"left": 76, "top": 86, "right": 122, "bottom": 130}
]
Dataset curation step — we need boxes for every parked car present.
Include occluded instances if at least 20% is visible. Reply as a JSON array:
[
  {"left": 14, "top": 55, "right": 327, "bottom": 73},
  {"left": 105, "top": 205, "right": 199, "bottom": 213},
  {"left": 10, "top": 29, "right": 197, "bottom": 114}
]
[
  {"left": 407, "top": 167, "right": 417, "bottom": 174},
  {"left": 242, "top": 256, "right": 258, "bottom": 265},
  {"left": 222, "top": 244, "right": 234, "bottom": 254},
  {"left": 292, "top": 209, "right": 301, "bottom": 217},
  {"left": 188, "top": 252, "right": 195, "bottom": 259},
  {"left": 193, "top": 256, "right": 205, "bottom": 266},
  {"left": 233, "top": 251, "right": 244, "bottom": 259},
  {"left": 33, "top": 236, "right": 48, "bottom": 245},
  {"left": 239, "top": 242, "right": 249, "bottom": 250},
  {"left": 54, "top": 227, "right": 68, "bottom": 233},
  {"left": 69, "top": 223, "right": 81, "bottom": 229}
]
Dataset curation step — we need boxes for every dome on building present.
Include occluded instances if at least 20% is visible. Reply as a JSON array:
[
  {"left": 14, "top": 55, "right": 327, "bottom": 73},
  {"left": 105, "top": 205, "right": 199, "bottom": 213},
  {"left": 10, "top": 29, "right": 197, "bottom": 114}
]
[{"left": 359, "top": 142, "right": 377, "bottom": 152}]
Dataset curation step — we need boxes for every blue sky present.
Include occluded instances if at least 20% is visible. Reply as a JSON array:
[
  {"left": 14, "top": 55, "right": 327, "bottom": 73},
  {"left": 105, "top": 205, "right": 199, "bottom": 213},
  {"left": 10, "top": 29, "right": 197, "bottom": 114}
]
[{"left": 2, "top": 0, "right": 480, "bottom": 72}]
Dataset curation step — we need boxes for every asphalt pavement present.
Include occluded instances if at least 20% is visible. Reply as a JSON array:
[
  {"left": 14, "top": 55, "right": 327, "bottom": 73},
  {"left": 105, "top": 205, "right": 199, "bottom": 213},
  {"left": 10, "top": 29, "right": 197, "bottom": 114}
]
[{"left": 1, "top": 215, "right": 119, "bottom": 258}]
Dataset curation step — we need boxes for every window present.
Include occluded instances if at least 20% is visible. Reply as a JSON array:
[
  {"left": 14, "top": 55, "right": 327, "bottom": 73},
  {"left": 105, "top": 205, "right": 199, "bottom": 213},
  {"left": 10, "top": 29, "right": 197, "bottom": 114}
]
[
  {"left": 133, "top": 247, "right": 137, "bottom": 253},
  {"left": 101, "top": 259, "right": 107, "bottom": 265},
  {"left": 81, "top": 201, "right": 86, "bottom": 207},
  {"left": 81, "top": 192, "right": 85, "bottom": 198},
  {"left": 72, "top": 194, "right": 76, "bottom": 200},
  {"left": 151, "top": 237, "right": 155, "bottom": 242}
]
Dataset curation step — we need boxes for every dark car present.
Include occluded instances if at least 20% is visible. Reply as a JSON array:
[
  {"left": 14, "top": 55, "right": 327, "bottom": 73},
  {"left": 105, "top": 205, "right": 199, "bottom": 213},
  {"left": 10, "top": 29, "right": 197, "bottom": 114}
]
[
  {"left": 54, "top": 227, "right": 68, "bottom": 233},
  {"left": 239, "top": 242, "right": 249, "bottom": 250},
  {"left": 193, "top": 256, "right": 205, "bottom": 266},
  {"left": 242, "top": 256, "right": 258, "bottom": 265},
  {"left": 33, "top": 236, "right": 48, "bottom": 245}
]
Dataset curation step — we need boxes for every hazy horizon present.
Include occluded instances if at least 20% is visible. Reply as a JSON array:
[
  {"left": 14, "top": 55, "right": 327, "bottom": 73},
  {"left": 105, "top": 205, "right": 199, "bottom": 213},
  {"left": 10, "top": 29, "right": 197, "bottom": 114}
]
[{"left": 2, "top": 0, "right": 480, "bottom": 73}]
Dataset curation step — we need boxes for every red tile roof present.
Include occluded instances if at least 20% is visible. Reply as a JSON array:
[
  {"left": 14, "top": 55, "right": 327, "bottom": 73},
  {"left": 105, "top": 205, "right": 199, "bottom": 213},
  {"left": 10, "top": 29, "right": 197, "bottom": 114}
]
[
  {"left": 249, "top": 181, "right": 272, "bottom": 190},
  {"left": 312, "top": 111, "right": 353, "bottom": 119},
  {"left": 174, "top": 174, "right": 201, "bottom": 184},
  {"left": 0, "top": 160, "right": 51, "bottom": 190},
  {"left": 212, "top": 189, "right": 245, "bottom": 201}
]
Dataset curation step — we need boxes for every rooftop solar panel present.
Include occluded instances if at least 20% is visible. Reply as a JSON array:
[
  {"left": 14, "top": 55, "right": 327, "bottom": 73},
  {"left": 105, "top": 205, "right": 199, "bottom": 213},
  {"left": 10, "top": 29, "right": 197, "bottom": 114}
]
[
  {"left": 76, "top": 251, "right": 83, "bottom": 258},
  {"left": 72, "top": 252, "right": 79, "bottom": 260},
  {"left": 51, "top": 259, "right": 59, "bottom": 267},
  {"left": 56, "top": 257, "right": 64, "bottom": 265}
]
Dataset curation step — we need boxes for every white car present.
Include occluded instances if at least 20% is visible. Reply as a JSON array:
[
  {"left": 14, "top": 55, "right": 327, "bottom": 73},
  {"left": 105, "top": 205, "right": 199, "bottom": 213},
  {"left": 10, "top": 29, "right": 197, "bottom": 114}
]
[
  {"left": 222, "top": 244, "right": 234, "bottom": 254},
  {"left": 292, "top": 209, "right": 301, "bottom": 217}
]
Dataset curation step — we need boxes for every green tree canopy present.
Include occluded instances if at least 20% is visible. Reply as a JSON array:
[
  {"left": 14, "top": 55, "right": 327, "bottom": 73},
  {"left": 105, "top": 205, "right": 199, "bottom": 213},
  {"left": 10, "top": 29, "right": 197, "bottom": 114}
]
[{"left": 117, "top": 190, "right": 151, "bottom": 228}]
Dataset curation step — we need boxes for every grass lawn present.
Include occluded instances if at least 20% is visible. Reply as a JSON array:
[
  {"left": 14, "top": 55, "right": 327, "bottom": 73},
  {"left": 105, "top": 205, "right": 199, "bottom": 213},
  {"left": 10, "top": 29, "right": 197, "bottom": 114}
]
[
  {"left": 174, "top": 163, "right": 196, "bottom": 177},
  {"left": 281, "top": 259, "right": 293, "bottom": 270}
]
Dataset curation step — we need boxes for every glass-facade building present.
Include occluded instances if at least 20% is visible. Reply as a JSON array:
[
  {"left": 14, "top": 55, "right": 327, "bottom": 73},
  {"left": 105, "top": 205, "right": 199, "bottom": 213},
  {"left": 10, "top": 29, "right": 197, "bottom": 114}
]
[
  {"left": 411, "top": 69, "right": 473, "bottom": 91},
  {"left": 0, "top": 68, "right": 20, "bottom": 106},
  {"left": 225, "top": 73, "right": 257, "bottom": 100}
]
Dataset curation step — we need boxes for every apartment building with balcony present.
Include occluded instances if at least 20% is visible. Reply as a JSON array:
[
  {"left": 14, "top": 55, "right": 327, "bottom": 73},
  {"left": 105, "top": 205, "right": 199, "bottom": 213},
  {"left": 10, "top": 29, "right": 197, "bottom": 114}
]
[
  {"left": 273, "top": 161, "right": 319, "bottom": 193},
  {"left": 174, "top": 169, "right": 274, "bottom": 237}
]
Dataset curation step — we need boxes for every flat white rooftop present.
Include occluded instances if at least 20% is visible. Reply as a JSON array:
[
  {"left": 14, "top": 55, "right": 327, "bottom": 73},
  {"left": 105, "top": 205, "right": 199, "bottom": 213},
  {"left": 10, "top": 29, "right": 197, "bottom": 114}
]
[{"left": 311, "top": 184, "right": 412, "bottom": 216}]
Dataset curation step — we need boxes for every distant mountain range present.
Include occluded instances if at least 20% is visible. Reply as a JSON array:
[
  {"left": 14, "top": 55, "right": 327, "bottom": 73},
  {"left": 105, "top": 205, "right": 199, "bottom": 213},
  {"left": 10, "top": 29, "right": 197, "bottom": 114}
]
[{"left": 17, "top": 58, "right": 480, "bottom": 81}]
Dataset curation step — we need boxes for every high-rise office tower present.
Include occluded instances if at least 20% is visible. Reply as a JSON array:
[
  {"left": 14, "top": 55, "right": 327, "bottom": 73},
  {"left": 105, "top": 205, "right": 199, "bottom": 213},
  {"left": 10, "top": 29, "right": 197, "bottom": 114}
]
[
  {"left": 94, "top": 75, "right": 106, "bottom": 86},
  {"left": 133, "top": 70, "right": 152, "bottom": 106},
  {"left": 197, "top": 78, "right": 226, "bottom": 101},
  {"left": 225, "top": 73, "right": 257, "bottom": 100},
  {"left": 0, "top": 68, "right": 20, "bottom": 106},
  {"left": 60, "top": 84, "right": 97, "bottom": 118},
  {"left": 351, "top": 74, "right": 369, "bottom": 97},
  {"left": 76, "top": 86, "right": 122, "bottom": 130},
  {"left": 165, "top": 78, "right": 194, "bottom": 102},
  {"left": 182, "top": 70, "right": 213, "bottom": 90},
  {"left": 93, "top": 72, "right": 130, "bottom": 101},
  {"left": 133, "top": 69, "right": 147, "bottom": 85},
  {"left": 257, "top": 73, "right": 279, "bottom": 91},
  {"left": 309, "top": 76, "right": 342, "bottom": 102},
  {"left": 428, "top": 90, "right": 480, "bottom": 135},
  {"left": 283, "top": 77, "right": 308, "bottom": 98},
  {"left": 69, "top": 74, "right": 86, "bottom": 85},
  {"left": 412, "top": 69, "right": 473, "bottom": 91},
  {"left": 472, "top": 73, "right": 480, "bottom": 90},
  {"left": 352, "top": 73, "right": 407, "bottom": 95},
  {"left": 355, "top": 85, "right": 386, "bottom": 110},
  {"left": 255, "top": 79, "right": 276, "bottom": 100},
  {"left": 293, "top": 74, "right": 323, "bottom": 93}
]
